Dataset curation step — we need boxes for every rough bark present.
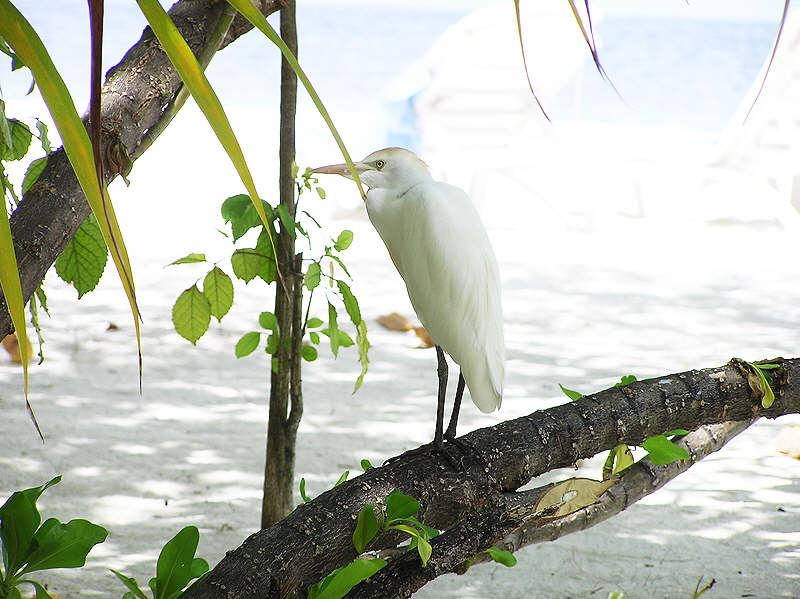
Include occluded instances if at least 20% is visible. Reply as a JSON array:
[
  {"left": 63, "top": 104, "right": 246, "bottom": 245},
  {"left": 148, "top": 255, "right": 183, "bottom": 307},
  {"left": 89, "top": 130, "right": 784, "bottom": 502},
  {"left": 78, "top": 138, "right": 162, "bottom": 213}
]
[
  {"left": 183, "top": 357, "right": 800, "bottom": 599},
  {"left": 262, "top": 0, "right": 299, "bottom": 529},
  {"left": 0, "top": 0, "right": 282, "bottom": 338}
]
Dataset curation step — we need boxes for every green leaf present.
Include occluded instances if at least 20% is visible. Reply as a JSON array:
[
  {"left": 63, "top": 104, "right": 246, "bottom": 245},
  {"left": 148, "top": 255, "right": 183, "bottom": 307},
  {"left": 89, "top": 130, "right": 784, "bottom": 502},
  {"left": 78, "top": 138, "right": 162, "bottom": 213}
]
[
  {"left": 189, "top": 557, "right": 209, "bottom": 579},
  {"left": 110, "top": 568, "right": 150, "bottom": 599},
  {"left": 220, "top": 194, "right": 264, "bottom": 242},
  {"left": 265, "top": 333, "right": 279, "bottom": 355},
  {"left": 416, "top": 536, "right": 432, "bottom": 567},
  {"left": 353, "top": 505, "right": 379, "bottom": 553},
  {"left": 153, "top": 526, "right": 200, "bottom": 599},
  {"left": 334, "top": 230, "right": 353, "bottom": 251},
  {"left": 615, "top": 375, "right": 637, "bottom": 387},
  {"left": 307, "top": 317, "right": 323, "bottom": 329},
  {"left": 309, "top": 331, "right": 320, "bottom": 345},
  {"left": 169, "top": 253, "right": 207, "bottom": 265},
  {"left": 316, "top": 186, "right": 326, "bottom": 200},
  {"left": 54, "top": 214, "right": 108, "bottom": 298},
  {"left": 20, "top": 518, "right": 107, "bottom": 574},
  {"left": 486, "top": 547, "right": 517, "bottom": 567},
  {"left": 276, "top": 203, "right": 296, "bottom": 239},
  {"left": 353, "top": 320, "right": 369, "bottom": 392},
  {"left": 172, "top": 285, "right": 211, "bottom": 344},
  {"left": 327, "top": 302, "right": 340, "bottom": 357},
  {"left": 641, "top": 435, "right": 690, "bottom": 466},
  {"left": 299, "top": 478, "right": 312, "bottom": 503},
  {"left": 753, "top": 365, "right": 776, "bottom": 409},
  {"left": 334, "top": 471, "right": 349, "bottom": 487},
  {"left": 259, "top": 311, "right": 277, "bottom": 330},
  {"left": 0, "top": 98, "right": 12, "bottom": 148},
  {"left": 202, "top": 267, "right": 233, "bottom": 322},
  {"left": 35, "top": 119, "right": 51, "bottom": 153},
  {"left": 326, "top": 253, "right": 351, "bottom": 278},
  {"left": 235, "top": 331, "right": 260, "bottom": 358},
  {"left": 21, "top": 156, "right": 46, "bottom": 195},
  {"left": 360, "top": 459, "right": 373, "bottom": 472},
  {"left": 302, "top": 345, "right": 318, "bottom": 362},
  {"left": 27, "top": 580, "right": 54, "bottom": 599},
  {"left": 0, "top": 118, "right": 32, "bottom": 161},
  {"left": 305, "top": 262, "right": 321, "bottom": 291},
  {"left": 559, "top": 384, "right": 582, "bottom": 401},
  {"left": 666, "top": 429, "right": 690, "bottom": 438},
  {"left": 336, "top": 280, "right": 361, "bottom": 325},
  {"left": 385, "top": 490, "right": 420, "bottom": 522},
  {"left": 312, "top": 558, "right": 386, "bottom": 599},
  {"left": 321, "top": 328, "right": 354, "bottom": 350},
  {"left": 231, "top": 248, "right": 273, "bottom": 283},
  {"left": 0, "top": 475, "right": 60, "bottom": 575}
]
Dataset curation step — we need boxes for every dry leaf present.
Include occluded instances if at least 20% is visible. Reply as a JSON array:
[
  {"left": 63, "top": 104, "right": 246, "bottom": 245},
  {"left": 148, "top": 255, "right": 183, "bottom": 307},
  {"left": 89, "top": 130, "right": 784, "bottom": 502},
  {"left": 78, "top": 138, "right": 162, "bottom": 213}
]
[
  {"left": 413, "top": 326, "right": 434, "bottom": 348},
  {"left": 535, "top": 477, "right": 616, "bottom": 518},
  {"left": 376, "top": 312, "right": 415, "bottom": 332},
  {"left": 2, "top": 333, "right": 31, "bottom": 364},
  {"left": 775, "top": 426, "right": 800, "bottom": 459}
]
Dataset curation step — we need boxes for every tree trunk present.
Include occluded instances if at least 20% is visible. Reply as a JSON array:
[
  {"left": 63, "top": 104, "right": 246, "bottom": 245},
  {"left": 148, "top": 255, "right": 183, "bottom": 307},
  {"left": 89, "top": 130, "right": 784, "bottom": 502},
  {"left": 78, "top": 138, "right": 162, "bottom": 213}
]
[
  {"left": 261, "top": 0, "right": 299, "bottom": 529},
  {"left": 184, "top": 357, "right": 800, "bottom": 599}
]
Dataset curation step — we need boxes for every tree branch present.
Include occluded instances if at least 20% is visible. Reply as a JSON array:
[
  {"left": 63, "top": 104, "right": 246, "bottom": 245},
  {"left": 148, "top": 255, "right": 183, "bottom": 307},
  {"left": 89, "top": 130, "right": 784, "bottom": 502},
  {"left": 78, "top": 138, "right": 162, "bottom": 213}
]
[
  {"left": 0, "top": 0, "right": 282, "bottom": 337},
  {"left": 182, "top": 357, "right": 799, "bottom": 599}
]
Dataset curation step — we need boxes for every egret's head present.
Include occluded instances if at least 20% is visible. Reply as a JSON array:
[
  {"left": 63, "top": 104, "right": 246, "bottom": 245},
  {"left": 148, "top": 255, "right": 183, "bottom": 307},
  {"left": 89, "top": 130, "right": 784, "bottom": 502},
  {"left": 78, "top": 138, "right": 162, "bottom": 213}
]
[{"left": 311, "top": 147, "right": 431, "bottom": 191}]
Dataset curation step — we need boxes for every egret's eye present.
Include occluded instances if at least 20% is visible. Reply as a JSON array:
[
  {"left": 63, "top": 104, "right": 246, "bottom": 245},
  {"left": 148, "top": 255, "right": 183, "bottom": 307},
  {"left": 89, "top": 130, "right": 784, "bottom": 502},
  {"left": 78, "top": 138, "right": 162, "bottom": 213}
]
[{"left": 375, "top": 160, "right": 385, "bottom": 169}]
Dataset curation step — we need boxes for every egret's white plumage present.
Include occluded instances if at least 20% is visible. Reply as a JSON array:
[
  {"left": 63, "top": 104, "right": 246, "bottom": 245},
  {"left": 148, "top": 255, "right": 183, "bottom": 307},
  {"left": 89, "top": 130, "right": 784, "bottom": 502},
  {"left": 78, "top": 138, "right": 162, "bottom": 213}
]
[{"left": 313, "top": 147, "right": 504, "bottom": 433}]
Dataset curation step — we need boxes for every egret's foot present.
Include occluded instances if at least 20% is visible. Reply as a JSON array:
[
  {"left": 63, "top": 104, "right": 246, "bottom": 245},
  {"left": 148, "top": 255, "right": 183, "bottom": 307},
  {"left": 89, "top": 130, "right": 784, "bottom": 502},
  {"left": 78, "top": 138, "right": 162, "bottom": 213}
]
[{"left": 443, "top": 435, "right": 487, "bottom": 469}]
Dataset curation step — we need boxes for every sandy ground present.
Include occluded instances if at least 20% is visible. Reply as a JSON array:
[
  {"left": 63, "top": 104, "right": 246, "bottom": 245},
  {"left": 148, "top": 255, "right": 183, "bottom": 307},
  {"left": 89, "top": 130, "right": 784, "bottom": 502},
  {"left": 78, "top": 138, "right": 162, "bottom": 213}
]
[{"left": 2, "top": 202, "right": 800, "bottom": 598}]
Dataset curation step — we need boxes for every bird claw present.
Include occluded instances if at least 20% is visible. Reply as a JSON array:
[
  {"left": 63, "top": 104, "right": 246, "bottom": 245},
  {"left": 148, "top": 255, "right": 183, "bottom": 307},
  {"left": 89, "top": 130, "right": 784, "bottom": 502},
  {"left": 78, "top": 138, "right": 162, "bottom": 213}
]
[{"left": 383, "top": 438, "right": 476, "bottom": 471}]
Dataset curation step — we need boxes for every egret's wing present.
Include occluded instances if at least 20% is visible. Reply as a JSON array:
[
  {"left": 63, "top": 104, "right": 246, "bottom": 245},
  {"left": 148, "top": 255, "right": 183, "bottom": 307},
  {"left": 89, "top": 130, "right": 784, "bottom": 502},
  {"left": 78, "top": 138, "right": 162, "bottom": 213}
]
[{"left": 382, "top": 182, "right": 504, "bottom": 412}]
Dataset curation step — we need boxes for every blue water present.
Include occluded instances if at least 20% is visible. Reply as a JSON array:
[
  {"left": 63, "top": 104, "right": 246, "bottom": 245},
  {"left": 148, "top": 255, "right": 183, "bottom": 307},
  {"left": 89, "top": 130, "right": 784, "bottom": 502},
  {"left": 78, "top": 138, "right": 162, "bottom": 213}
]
[{"left": 546, "top": 18, "right": 779, "bottom": 130}]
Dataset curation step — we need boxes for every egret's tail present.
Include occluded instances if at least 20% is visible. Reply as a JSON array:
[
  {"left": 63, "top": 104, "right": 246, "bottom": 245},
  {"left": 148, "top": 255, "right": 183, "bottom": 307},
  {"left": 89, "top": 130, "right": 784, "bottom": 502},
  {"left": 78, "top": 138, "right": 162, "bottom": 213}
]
[{"left": 462, "top": 353, "right": 503, "bottom": 413}]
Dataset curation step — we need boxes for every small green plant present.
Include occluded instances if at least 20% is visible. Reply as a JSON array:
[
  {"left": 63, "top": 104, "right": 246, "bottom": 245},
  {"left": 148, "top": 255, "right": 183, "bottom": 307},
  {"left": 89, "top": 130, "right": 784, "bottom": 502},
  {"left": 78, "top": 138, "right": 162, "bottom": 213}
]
[
  {"left": 170, "top": 166, "right": 368, "bottom": 387},
  {"left": 559, "top": 375, "right": 690, "bottom": 478},
  {"left": 0, "top": 475, "right": 108, "bottom": 599},
  {"left": 110, "top": 526, "right": 208, "bottom": 599}
]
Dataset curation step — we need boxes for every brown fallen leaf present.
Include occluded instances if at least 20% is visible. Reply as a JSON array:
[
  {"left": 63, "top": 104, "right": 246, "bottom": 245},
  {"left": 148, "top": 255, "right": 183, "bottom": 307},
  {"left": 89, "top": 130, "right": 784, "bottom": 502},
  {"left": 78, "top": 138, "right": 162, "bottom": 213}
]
[
  {"left": 376, "top": 312, "right": 415, "bottom": 332},
  {"left": 2, "top": 333, "right": 31, "bottom": 364},
  {"left": 775, "top": 426, "right": 800, "bottom": 459},
  {"left": 413, "top": 326, "right": 435, "bottom": 348}
]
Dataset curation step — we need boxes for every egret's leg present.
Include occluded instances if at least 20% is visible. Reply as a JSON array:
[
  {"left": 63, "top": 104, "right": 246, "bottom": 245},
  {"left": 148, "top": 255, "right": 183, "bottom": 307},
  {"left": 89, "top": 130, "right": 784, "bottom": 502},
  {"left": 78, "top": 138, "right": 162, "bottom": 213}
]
[
  {"left": 434, "top": 345, "right": 448, "bottom": 449},
  {"left": 444, "top": 372, "right": 465, "bottom": 440}
]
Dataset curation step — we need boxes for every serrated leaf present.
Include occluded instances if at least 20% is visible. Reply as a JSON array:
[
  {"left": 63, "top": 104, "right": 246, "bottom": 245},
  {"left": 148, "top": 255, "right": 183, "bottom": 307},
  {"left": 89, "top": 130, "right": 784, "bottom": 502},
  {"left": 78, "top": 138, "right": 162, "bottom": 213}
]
[
  {"left": 353, "top": 320, "right": 369, "bottom": 392},
  {"left": 169, "top": 253, "right": 207, "bottom": 265},
  {"left": 231, "top": 248, "right": 273, "bottom": 283},
  {"left": 301, "top": 345, "right": 318, "bottom": 362},
  {"left": 559, "top": 384, "right": 582, "bottom": 401},
  {"left": 307, "top": 317, "right": 323, "bottom": 329},
  {"left": 153, "top": 526, "right": 200, "bottom": 599},
  {"left": 35, "top": 119, "right": 51, "bottom": 153},
  {"left": 312, "top": 558, "right": 386, "bottom": 599},
  {"left": 486, "top": 547, "right": 516, "bottom": 567},
  {"left": 21, "top": 156, "right": 46, "bottom": 195},
  {"left": 327, "top": 302, "right": 340, "bottom": 357},
  {"left": 385, "top": 490, "right": 420, "bottom": 521},
  {"left": 641, "top": 434, "right": 690, "bottom": 466},
  {"left": 202, "top": 267, "right": 233, "bottom": 321},
  {"left": 336, "top": 280, "right": 361, "bottom": 326},
  {"left": 235, "top": 331, "right": 260, "bottom": 358},
  {"left": 334, "top": 230, "right": 353, "bottom": 251},
  {"left": 0, "top": 118, "right": 32, "bottom": 161},
  {"left": 305, "top": 262, "right": 321, "bottom": 291},
  {"left": 20, "top": 517, "right": 107, "bottom": 573},
  {"left": 353, "top": 505, "right": 379, "bottom": 553},
  {"left": 172, "top": 285, "right": 211, "bottom": 344},
  {"left": 259, "top": 311, "right": 277, "bottom": 330},
  {"left": 54, "top": 214, "right": 108, "bottom": 298}
]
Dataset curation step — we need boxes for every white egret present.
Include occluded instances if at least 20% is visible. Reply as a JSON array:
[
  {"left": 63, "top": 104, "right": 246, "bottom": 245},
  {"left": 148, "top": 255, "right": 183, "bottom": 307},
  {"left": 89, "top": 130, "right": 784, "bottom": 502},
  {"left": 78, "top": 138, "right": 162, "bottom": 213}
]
[{"left": 312, "top": 147, "right": 504, "bottom": 452}]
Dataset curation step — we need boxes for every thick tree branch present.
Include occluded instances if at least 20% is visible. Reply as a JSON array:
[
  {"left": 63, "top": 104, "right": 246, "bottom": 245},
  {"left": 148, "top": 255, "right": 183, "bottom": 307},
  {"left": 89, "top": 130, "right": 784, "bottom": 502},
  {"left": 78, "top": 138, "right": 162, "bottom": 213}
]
[
  {"left": 183, "top": 357, "right": 799, "bottom": 599},
  {"left": 0, "top": 0, "right": 282, "bottom": 337}
]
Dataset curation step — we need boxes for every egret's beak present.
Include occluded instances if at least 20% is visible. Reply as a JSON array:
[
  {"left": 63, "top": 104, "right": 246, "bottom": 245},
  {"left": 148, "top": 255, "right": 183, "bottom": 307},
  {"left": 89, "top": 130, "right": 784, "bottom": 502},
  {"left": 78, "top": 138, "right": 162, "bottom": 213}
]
[{"left": 311, "top": 162, "right": 371, "bottom": 181}]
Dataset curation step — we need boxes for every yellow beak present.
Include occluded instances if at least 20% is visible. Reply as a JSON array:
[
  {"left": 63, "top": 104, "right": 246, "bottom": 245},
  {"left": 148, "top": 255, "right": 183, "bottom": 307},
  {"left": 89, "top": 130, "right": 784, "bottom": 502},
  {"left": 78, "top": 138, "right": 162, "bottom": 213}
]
[{"left": 311, "top": 162, "right": 371, "bottom": 180}]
